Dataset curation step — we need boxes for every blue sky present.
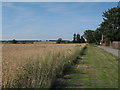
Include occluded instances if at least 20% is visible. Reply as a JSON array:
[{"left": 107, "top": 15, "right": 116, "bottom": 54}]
[{"left": 2, "top": 2, "right": 118, "bottom": 40}]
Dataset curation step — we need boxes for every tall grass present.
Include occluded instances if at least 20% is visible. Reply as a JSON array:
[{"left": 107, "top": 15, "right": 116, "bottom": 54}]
[
  {"left": 2, "top": 44, "right": 85, "bottom": 88},
  {"left": 0, "top": 44, "right": 2, "bottom": 89}
]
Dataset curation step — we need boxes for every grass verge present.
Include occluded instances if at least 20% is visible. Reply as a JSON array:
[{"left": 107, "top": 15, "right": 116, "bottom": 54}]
[
  {"left": 50, "top": 46, "right": 87, "bottom": 88},
  {"left": 55, "top": 46, "right": 118, "bottom": 88}
]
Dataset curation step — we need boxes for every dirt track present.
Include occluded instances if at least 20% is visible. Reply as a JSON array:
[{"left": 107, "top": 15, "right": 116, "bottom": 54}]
[{"left": 98, "top": 46, "right": 120, "bottom": 58}]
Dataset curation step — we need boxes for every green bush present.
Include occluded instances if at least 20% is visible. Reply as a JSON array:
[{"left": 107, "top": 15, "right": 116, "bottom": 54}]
[{"left": 56, "top": 38, "right": 63, "bottom": 44}]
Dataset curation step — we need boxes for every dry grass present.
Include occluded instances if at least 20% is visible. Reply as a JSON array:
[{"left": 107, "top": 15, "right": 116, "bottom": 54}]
[
  {"left": 2, "top": 44, "right": 85, "bottom": 88},
  {"left": 33, "top": 41, "right": 56, "bottom": 44}
]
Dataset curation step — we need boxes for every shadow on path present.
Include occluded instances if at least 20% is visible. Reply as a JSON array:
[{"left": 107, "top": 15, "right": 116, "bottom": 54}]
[
  {"left": 50, "top": 47, "right": 87, "bottom": 89},
  {"left": 51, "top": 46, "right": 118, "bottom": 88}
]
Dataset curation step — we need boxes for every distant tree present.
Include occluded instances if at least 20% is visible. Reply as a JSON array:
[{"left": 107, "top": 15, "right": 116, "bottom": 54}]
[
  {"left": 56, "top": 38, "right": 63, "bottom": 44},
  {"left": 12, "top": 39, "right": 17, "bottom": 44},
  {"left": 80, "top": 36, "right": 85, "bottom": 43},
  {"left": 83, "top": 4, "right": 120, "bottom": 44},
  {"left": 83, "top": 30, "right": 95, "bottom": 43},
  {"left": 76, "top": 34, "right": 81, "bottom": 43},
  {"left": 64, "top": 41, "right": 72, "bottom": 44},
  {"left": 94, "top": 28, "right": 103, "bottom": 44},
  {"left": 73, "top": 33, "right": 77, "bottom": 43},
  {"left": 100, "top": 7, "right": 120, "bottom": 41}
]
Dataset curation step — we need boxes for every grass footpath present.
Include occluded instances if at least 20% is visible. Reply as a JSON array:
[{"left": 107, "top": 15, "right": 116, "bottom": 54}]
[{"left": 53, "top": 46, "right": 118, "bottom": 88}]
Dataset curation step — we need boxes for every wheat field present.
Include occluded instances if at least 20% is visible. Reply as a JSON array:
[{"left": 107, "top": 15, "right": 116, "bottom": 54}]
[{"left": 2, "top": 44, "right": 85, "bottom": 88}]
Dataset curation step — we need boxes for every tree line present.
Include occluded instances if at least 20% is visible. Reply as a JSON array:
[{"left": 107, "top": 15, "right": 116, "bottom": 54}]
[
  {"left": 56, "top": 33, "right": 86, "bottom": 44},
  {"left": 57, "top": 3, "right": 120, "bottom": 44},
  {"left": 73, "top": 33, "right": 85, "bottom": 43},
  {"left": 83, "top": 5, "right": 120, "bottom": 45}
]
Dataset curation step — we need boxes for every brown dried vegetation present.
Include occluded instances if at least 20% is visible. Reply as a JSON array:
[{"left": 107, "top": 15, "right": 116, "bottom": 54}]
[{"left": 2, "top": 44, "right": 85, "bottom": 88}]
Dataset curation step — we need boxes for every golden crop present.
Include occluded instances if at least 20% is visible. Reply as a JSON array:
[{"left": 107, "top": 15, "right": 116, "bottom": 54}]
[{"left": 2, "top": 44, "right": 85, "bottom": 88}]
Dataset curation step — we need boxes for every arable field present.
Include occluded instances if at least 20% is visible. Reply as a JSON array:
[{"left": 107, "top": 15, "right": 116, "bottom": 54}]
[{"left": 2, "top": 44, "right": 85, "bottom": 88}]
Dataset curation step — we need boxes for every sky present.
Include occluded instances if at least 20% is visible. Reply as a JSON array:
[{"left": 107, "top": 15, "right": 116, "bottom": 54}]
[
  {"left": 2, "top": 2, "right": 118, "bottom": 40},
  {"left": 2, "top": 0, "right": 120, "bottom": 2}
]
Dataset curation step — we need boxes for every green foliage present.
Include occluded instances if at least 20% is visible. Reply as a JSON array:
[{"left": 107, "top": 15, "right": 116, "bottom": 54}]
[
  {"left": 80, "top": 36, "right": 86, "bottom": 43},
  {"left": 73, "top": 33, "right": 83, "bottom": 43},
  {"left": 56, "top": 38, "right": 73, "bottom": 44},
  {"left": 105, "top": 38, "right": 110, "bottom": 45},
  {"left": 73, "top": 33, "right": 77, "bottom": 43},
  {"left": 12, "top": 39, "right": 17, "bottom": 44},
  {"left": 83, "top": 30, "right": 95, "bottom": 43},
  {"left": 64, "top": 41, "right": 73, "bottom": 44},
  {"left": 76, "top": 34, "right": 81, "bottom": 43},
  {"left": 61, "top": 46, "right": 118, "bottom": 88},
  {"left": 93, "top": 28, "right": 102, "bottom": 44},
  {"left": 83, "top": 7, "right": 120, "bottom": 44},
  {"left": 99, "top": 7, "right": 120, "bottom": 41},
  {"left": 56, "top": 38, "right": 63, "bottom": 44}
]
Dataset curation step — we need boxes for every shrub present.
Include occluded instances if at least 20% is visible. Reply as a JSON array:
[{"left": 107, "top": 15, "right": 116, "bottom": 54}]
[
  {"left": 56, "top": 38, "right": 63, "bottom": 44},
  {"left": 12, "top": 39, "right": 17, "bottom": 44}
]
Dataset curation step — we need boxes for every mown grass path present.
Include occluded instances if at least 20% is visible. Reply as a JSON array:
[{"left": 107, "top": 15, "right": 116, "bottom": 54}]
[{"left": 58, "top": 46, "right": 118, "bottom": 88}]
